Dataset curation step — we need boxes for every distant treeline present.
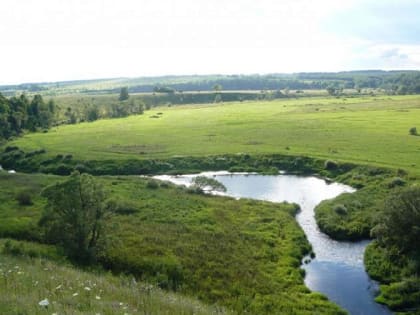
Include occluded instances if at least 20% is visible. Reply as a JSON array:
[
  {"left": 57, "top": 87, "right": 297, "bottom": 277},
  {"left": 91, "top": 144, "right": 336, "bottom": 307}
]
[
  {"left": 0, "top": 93, "right": 56, "bottom": 139},
  {"left": 2, "top": 71, "right": 420, "bottom": 96},
  {"left": 135, "top": 71, "right": 420, "bottom": 94}
]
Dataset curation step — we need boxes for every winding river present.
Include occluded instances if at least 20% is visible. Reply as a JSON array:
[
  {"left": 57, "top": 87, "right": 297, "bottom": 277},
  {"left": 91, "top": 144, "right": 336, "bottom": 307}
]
[{"left": 154, "top": 172, "right": 392, "bottom": 315}]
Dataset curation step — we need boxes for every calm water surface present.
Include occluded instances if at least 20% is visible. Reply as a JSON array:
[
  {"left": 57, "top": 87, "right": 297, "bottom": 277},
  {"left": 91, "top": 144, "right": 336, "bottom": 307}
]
[{"left": 154, "top": 172, "right": 392, "bottom": 315}]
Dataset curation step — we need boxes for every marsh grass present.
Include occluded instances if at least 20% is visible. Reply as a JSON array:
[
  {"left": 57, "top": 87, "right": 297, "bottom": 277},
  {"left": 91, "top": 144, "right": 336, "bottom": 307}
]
[{"left": 0, "top": 173, "right": 346, "bottom": 314}]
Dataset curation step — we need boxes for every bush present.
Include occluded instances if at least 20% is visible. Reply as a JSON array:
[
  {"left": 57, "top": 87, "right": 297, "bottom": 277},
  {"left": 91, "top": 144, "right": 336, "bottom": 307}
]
[
  {"left": 4, "top": 146, "right": 19, "bottom": 153},
  {"left": 324, "top": 160, "right": 338, "bottom": 170},
  {"left": 112, "top": 199, "right": 139, "bottom": 215},
  {"left": 16, "top": 191, "right": 33, "bottom": 206},
  {"left": 388, "top": 177, "right": 406, "bottom": 188},
  {"left": 333, "top": 204, "right": 348, "bottom": 215},
  {"left": 409, "top": 127, "right": 417, "bottom": 135},
  {"left": 146, "top": 179, "right": 159, "bottom": 189}
]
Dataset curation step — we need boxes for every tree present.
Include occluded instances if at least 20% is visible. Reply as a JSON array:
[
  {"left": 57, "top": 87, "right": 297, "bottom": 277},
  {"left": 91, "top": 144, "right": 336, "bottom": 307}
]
[
  {"left": 119, "top": 87, "right": 129, "bottom": 101},
  {"left": 0, "top": 94, "right": 10, "bottom": 138},
  {"left": 40, "top": 172, "right": 114, "bottom": 263},
  {"left": 371, "top": 185, "right": 420, "bottom": 254},
  {"left": 191, "top": 176, "right": 227, "bottom": 193},
  {"left": 86, "top": 105, "right": 99, "bottom": 122},
  {"left": 213, "top": 84, "right": 222, "bottom": 92}
]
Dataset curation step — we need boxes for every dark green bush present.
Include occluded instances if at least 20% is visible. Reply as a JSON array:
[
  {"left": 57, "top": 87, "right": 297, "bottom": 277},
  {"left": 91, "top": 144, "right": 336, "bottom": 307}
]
[
  {"left": 146, "top": 179, "right": 159, "bottom": 189},
  {"left": 387, "top": 177, "right": 406, "bottom": 188},
  {"left": 324, "top": 160, "right": 338, "bottom": 170},
  {"left": 15, "top": 191, "right": 33, "bottom": 206},
  {"left": 4, "top": 146, "right": 19, "bottom": 153},
  {"left": 333, "top": 204, "right": 348, "bottom": 215}
]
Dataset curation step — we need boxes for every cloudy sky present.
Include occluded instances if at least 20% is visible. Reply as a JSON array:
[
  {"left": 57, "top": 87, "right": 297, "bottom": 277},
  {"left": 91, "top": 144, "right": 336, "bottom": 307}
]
[{"left": 1, "top": 0, "right": 419, "bottom": 84}]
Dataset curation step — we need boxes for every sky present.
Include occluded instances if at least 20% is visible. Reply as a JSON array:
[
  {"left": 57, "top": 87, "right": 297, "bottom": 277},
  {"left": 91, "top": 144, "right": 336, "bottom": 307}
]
[{"left": 0, "top": 0, "right": 420, "bottom": 84}]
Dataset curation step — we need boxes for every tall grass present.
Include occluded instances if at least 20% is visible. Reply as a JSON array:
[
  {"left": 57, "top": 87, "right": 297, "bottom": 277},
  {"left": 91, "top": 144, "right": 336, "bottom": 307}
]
[{"left": 0, "top": 253, "right": 230, "bottom": 315}]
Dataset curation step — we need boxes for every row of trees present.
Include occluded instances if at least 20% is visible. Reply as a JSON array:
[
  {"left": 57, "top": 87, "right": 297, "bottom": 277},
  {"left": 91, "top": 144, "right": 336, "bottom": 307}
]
[
  {"left": 0, "top": 93, "right": 56, "bottom": 139},
  {"left": 64, "top": 98, "right": 146, "bottom": 125},
  {"left": 114, "top": 72, "right": 420, "bottom": 96}
]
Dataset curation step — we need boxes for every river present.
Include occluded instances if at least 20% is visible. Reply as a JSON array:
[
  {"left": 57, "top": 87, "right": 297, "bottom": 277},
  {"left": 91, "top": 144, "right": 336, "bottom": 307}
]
[{"left": 154, "top": 171, "right": 392, "bottom": 315}]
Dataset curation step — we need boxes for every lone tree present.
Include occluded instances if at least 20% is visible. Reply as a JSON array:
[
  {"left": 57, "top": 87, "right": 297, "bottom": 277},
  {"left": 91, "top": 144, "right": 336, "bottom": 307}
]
[
  {"left": 40, "top": 172, "right": 114, "bottom": 263},
  {"left": 409, "top": 127, "right": 418, "bottom": 136},
  {"left": 192, "top": 176, "right": 227, "bottom": 193},
  {"left": 119, "top": 87, "right": 129, "bottom": 101},
  {"left": 371, "top": 185, "right": 420, "bottom": 255}
]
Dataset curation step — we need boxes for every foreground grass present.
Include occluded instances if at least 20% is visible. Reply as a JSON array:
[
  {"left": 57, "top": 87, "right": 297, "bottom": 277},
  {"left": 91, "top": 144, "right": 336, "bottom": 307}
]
[
  {"left": 0, "top": 172, "right": 346, "bottom": 314},
  {"left": 7, "top": 95, "right": 420, "bottom": 174},
  {"left": 0, "top": 253, "right": 230, "bottom": 315}
]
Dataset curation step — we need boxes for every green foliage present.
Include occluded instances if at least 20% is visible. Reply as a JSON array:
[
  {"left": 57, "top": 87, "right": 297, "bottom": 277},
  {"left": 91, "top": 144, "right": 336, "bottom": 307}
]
[
  {"left": 15, "top": 190, "right": 33, "bottom": 206},
  {"left": 315, "top": 186, "right": 386, "bottom": 240},
  {"left": 40, "top": 172, "right": 115, "bottom": 264},
  {"left": 0, "top": 173, "right": 345, "bottom": 314},
  {"left": 86, "top": 104, "right": 100, "bottom": 122},
  {"left": 1, "top": 238, "right": 65, "bottom": 262},
  {"left": 324, "top": 159, "right": 338, "bottom": 170},
  {"left": 0, "top": 93, "right": 56, "bottom": 140},
  {"left": 409, "top": 126, "right": 418, "bottom": 135},
  {"left": 146, "top": 179, "right": 160, "bottom": 189},
  {"left": 387, "top": 177, "right": 406, "bottom": 188},
  {"left": 371, "top": 185, "right": 420, "bottom": 255},
  {"left": 365, "top": 242, "right": 420, "bottom": 313},
  {"left": 119, "top": 86, "right": 129, "bottom": 101},
  {"left": 376, "top": 279, "right": 420, "bottom": 311},
  {"left": 191, "top": 176, "right": 227, "bottom": 193},
  {"left": 315, "top": 165, "right": 400, "bottom": 240},
  {"left": 0, "top": 172, "right": 55, "bottom": 240},
  {"left": 96, "top": 177, "right": 343, "bottom": 314},
  {"left": 333, "top": 204, "right": 347, "bottom": 215}
]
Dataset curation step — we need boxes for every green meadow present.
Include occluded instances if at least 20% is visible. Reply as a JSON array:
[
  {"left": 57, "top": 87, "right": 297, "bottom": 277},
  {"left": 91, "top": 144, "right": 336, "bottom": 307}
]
[
  {"left": 9, "top": 95, "right": 420, "bottom": 174},
  {"left": 0, "top": 172, "right": 345, "bottom": 314},
  {"left": 2, "top": 94, "right": 420, "bottom": 313}
]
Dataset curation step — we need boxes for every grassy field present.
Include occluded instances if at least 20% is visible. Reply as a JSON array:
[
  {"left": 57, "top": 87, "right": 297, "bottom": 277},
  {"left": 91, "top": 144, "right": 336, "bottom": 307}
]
[
  {"left": 0, "top": 252, "right": 230, "bottom": 315},
  {"left": 7, "top": 95, "right": 420, "bottom": 174},
  {"left": 3, "top": 94, "right": 420, "bottom": 313},
  {"left": 0, "top": 172, "right": 346, "bottom": 314}
]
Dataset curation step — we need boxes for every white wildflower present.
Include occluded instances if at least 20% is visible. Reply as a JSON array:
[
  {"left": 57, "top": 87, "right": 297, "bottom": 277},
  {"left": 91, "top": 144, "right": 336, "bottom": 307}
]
[
  {"left": 38, "top": 298, "right": 49, "bottom": 307},
  {"left": 84, "top": 286, "right": 91, "bottom": 291},
  {"left": 72, "top": 292, "right": 79, "bottom": 297},
  {"left": 55, "top": 284, "right": 62, "bottom": 290},
  {"left": 95, "top": 295, "right": 101, "bottom": 300}
]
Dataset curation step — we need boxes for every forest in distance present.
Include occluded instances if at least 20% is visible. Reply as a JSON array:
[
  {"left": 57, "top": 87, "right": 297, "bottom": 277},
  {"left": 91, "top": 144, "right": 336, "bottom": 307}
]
[{"left": 1, "top": 70, "right": 420, "bottom": 97}]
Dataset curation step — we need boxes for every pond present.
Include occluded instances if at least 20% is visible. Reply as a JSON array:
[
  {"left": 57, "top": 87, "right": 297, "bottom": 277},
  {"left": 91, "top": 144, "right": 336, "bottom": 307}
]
[{"left": 154, "top": 172, "right": 392, "bottom": 315}]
